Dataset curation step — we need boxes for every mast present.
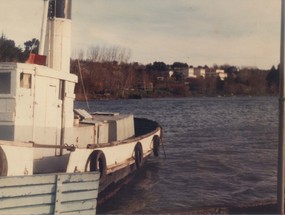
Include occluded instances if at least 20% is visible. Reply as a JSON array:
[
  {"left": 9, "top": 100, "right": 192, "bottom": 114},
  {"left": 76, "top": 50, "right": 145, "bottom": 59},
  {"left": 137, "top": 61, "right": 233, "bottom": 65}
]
[{"left": 278, "top": 0, "right": 285, "bottom": 214}]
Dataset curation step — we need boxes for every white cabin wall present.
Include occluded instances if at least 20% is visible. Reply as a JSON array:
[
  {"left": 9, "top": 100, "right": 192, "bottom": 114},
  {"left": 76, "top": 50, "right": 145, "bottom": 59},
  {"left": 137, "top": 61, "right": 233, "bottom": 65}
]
[
  {"left": 0, "top": 97, "right": 16, "bottom": 141},
  {"left": 14, "top": 68, "right": 34, "bottom": 142},
  {"left": 98, "top": 123, "right": 109, "bottom": 143},
  {"left": 0, "top": 65, "right": 17, "bottom": 141},
  {"left": 116, "top": 115, "right": 135, "bottom": 140},
  {"left": 32, "top": 75, "right": 62, "bottom": 158},
  {"left": 0, "top": 63, "right": 78, "bottom": 159},
  {"left": 31, "top": 66, "right": 77, "bottom": 156},
  {"left": 64, "top": 125, "right": 95, "bottom": 147},
  {"left": 0, "top": 106, "right": 15, "bottom": 140},
  {"left": 63, "top": 81, "right": 76, "bottom": 127}
]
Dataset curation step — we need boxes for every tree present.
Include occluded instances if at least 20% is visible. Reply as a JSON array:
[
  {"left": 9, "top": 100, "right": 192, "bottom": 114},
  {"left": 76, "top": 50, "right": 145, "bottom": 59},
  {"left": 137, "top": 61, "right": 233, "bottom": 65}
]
[
  {"left": 266, "top": 65, "right": 279, "bottom": 94},
  {"left": 147, "top": 61, "right": 168, "bottom": 72},
  {"left": 172, "top": 62, "right": 188, "bottom": 69},
  {"left": 0, "top": 34, "right": 23, "bottom": 62},
  {"left": 172, "top": 71, "right": 183, "bottom": 81},
  {"left": 86, "top": 45, "right": 131, "bottom": 63},
  {"left": 23, "top": 38, "right": 39, "bottom": 60},
  {"left": 0, "top": 35, "right": 40, "bottom": 62},
  {"left": 216, "top": 77, "right": 225, "bottom": 94}
]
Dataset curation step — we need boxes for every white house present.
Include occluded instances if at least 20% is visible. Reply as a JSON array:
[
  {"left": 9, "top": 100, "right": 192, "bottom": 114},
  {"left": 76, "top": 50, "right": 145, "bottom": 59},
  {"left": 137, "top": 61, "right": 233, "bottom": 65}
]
[
  {"left": 194, "top": 68, "right": 206, "bottom": 78},
  {"left": 188, "top": 67, "right": 197, "bottom": 78},
  {"left": 215, "top": 69, "right": 228, "bottom": 80}
]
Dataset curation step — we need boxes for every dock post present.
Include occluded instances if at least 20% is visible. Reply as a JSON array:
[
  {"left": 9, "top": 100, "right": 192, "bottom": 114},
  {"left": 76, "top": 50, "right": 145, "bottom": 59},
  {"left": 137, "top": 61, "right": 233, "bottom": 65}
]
[{"left": 278, "top": 0, "right": 285, "bottom": 214}]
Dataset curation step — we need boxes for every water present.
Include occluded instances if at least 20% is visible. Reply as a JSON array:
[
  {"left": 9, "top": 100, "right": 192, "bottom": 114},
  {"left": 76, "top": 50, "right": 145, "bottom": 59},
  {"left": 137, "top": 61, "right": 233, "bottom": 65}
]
[{"left": 76, "top": 96, "right": 279, "bottom": 213}]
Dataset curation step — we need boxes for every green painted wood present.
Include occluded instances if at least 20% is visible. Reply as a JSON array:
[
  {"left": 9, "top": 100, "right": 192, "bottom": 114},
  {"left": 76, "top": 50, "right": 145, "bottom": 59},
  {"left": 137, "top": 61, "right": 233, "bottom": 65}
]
[
  {"left": 54, "top": 174, "right": 63, "bottom": 214},
  {"left": 61, "top": 199, "right": 97, "bottom": 212},
  {"left": 0, "top": 172, "right": 99, "bottom": 214},
  {"left": 0, "top": 184, "right": 55, "bottom": 198},
  {"left": 0, "top": 194, "right": 55, "bottom": 209},
  {"left": 61, "top": 190, "right": 98, "bottom": 202},
  {"left": 61, "top": 209, "right": 96, "bottom": 215},
  {"left": 62, "top": 181, "right": 98, "bottom": 192},
  {"left": 0, "top": 174, "right": 57, "bottom": 187},
  {"left": 0, "top": 172, "right": 100, "bottom": 188},
  {"left": 0, "top": 204, "right": 55, "bottom": 215},
  {"left": 60, "top": 172, "right": 100, "bottom": 183}
]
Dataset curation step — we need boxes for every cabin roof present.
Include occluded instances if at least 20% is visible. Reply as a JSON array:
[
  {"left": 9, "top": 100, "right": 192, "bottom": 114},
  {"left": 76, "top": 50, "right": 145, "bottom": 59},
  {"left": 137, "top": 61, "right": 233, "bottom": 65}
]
[{"left": 0, "top": 62, "right": 78, "bottom": 83}]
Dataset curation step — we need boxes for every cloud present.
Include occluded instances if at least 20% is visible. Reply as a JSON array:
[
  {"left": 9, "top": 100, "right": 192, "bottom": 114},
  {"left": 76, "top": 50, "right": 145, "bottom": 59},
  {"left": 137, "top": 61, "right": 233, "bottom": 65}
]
[
  {"left": 71, "top": 0, "right": 280, "bottom": 68},
  {"left": 0, "top": 0, "right": 281, "bottom": 69}
]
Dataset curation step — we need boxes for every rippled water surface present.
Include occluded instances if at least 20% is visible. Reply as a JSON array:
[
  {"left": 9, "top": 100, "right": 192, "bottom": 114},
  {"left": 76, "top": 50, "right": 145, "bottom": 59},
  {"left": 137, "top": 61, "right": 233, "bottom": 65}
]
[{"left": 76, "top": 96, "right": 279, "bottom": 214}]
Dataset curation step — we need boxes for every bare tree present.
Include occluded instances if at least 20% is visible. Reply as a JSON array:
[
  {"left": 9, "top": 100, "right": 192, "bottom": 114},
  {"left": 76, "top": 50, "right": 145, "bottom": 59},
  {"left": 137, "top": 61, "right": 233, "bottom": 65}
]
[
  {"left": 86, "top": 45, "right": 131, "bottom": 63},
  {"left": 72, "top": 48, "right": 85, "bottom": 60}
]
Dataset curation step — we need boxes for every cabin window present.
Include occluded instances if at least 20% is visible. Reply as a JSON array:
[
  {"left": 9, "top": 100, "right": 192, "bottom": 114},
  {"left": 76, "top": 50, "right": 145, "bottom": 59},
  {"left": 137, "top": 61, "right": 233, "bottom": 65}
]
[
  {"left": 0, "top": 72, "right": 11, "bottom": 94},
  {"left": 20, "top": 73, "right": 32, "bottom": 89}
]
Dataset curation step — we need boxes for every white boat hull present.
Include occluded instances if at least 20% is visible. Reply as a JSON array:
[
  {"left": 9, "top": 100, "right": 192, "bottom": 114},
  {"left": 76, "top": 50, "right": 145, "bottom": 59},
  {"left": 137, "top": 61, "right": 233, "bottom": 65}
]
[{"left": 0, "top": 117, "right": 162, "bottom": 203}]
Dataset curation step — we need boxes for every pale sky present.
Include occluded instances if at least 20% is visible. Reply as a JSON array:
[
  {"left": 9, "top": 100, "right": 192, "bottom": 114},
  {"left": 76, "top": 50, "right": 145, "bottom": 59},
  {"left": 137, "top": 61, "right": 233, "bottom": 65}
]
[{"left": 0, "top": 0, "right": 281, "bottom": 69}]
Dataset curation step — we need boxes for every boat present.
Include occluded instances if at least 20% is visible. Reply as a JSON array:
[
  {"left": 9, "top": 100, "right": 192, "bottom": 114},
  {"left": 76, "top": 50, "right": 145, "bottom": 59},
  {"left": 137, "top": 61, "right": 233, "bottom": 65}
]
[{"left": 0, "top": 0, "right": 162, "bottom": 204}]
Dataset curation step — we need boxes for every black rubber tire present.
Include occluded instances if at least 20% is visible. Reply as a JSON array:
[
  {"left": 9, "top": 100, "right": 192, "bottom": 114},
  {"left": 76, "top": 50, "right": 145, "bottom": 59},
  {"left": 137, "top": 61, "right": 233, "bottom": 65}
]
[
  {"left": 134, "top": 143, "right": 143, "bottom": 169},
  {"left": 0, "top": 147, "right": 7, "bottom": 176},
  {"left": 153, "top": 135, "right": 160, "bottom": 157},
  {"left": 88, "top": 150, "right": 107, "bottom": 178}
]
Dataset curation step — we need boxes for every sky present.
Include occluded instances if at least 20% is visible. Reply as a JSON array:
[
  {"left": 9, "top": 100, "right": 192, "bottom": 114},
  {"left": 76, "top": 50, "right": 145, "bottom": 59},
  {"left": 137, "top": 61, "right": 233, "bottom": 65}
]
[{"left": 0, "top": 0, "right": 282, "bottom": 69}]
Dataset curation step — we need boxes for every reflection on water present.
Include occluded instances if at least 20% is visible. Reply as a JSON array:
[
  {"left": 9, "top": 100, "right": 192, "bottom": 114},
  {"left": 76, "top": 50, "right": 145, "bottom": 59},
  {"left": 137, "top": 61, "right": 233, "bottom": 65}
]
[
  {"left": 76, "top": 96, "right": 278, "bottom": 214},
  {"left": 97, "top": 160, "right": 161, "bottom": 214}
]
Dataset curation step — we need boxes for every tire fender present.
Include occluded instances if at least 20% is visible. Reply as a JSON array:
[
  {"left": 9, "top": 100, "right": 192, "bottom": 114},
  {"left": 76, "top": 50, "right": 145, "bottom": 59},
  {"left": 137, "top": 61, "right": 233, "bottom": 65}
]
[
  {"left": 134, "top": 142, "right": 143, "bottom": 169},
  {"left": 0, "top": 147, "right": 7, "bottom": 176},
  {"left": 153, "top": 135, "right": 160, "bottom": 157},
  {"left": 87, "top": 150, "right": 107, "bottom": 178}
]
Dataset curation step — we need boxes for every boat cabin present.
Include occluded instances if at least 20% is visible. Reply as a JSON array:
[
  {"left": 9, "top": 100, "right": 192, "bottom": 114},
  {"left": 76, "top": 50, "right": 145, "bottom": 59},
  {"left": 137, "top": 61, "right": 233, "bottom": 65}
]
[
  {"left": 0, "top": 63, "right": 77, "bottom": 157},
  {"left": 0, "top": 63, "right": 135, "bottom": 159},
  {"left": 0, "top": 0, "right": 147, "bottom": 178}
]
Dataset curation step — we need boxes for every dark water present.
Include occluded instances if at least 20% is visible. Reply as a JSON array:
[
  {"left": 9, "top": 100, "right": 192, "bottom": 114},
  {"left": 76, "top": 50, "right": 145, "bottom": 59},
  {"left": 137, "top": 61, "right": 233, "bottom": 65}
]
[{"left": 76, "top": 96, "right": 279, "bottom": 214}]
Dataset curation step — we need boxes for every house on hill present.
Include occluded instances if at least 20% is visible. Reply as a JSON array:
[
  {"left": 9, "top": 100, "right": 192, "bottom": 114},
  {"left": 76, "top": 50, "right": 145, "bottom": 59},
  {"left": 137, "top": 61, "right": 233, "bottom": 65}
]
[{"left": 171, "top": 66, "right": 227, "bottom": 80}]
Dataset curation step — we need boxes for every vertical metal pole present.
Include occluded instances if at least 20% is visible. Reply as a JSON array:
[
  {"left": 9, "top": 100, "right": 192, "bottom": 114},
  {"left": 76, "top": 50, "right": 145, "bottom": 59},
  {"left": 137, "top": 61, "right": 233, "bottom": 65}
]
[
  {"left": 39, "top": 0, "right": 49, "bottom": 55},
  {"left": 279, "top": 0, "right": 285, "bottom": 214}
]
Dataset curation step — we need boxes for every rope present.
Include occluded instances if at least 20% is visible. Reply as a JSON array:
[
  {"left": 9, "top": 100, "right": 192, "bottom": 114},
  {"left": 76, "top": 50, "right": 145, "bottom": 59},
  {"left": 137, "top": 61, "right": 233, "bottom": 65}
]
[
  {"left": 77, "top": 60, "right": 90, "bottom": 111},
  {"left": 160, "top": 126, "right": 166, "bottom": 159}
]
